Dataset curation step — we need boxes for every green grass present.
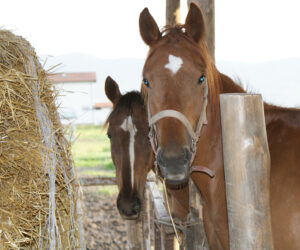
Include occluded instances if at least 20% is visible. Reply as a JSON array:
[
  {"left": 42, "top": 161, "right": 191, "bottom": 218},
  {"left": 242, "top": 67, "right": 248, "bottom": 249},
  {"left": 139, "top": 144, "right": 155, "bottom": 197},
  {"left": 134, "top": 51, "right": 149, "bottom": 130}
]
[{"left": 72, "top": 125, "right": 114, "bottom": 175}]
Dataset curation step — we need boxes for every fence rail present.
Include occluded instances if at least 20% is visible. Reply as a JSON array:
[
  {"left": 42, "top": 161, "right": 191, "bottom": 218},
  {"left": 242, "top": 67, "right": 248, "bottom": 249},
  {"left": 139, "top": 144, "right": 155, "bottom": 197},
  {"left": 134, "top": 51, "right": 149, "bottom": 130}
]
[{"left": 79, "top": 176, "right": 116, "bottom": 186}]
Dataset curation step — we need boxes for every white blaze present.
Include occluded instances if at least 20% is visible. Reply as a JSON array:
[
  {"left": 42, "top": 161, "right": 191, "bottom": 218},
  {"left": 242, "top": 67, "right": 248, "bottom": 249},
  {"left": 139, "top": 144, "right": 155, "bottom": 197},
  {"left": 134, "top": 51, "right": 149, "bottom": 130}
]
[
  {"left": 164, "top": 54, "right": 183, "bottom": 75},
  {"left": 120, "top": 116, "right": 137, "bottom": 189}
]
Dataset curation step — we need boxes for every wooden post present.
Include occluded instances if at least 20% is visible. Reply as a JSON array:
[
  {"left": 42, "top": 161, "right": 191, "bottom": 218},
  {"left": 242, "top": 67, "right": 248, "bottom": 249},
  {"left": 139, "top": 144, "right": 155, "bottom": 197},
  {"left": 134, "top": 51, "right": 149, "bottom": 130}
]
[
  {"left": 146, "top": 181, "right": 175, "bottom": 250},
  {"left": 220, "top": 94, "right": 274, "bottom": 250},
  {"left": 125, "top": 220, "right": 144, "bottom": 250},
  {"left": 187, "top": 0, "right": 215, "bottom": 61},
  {"left": 142, "top": 188, "right": 152, "bottom": 250},
  {"left": 79, "top": 176, "right": 116, "bottom": 186},
  {"left": 186, "top": 180, "right": 208, "bottom": 250},
  {"left": 166, "top": 0, "right": 181, "bottom": 26}
]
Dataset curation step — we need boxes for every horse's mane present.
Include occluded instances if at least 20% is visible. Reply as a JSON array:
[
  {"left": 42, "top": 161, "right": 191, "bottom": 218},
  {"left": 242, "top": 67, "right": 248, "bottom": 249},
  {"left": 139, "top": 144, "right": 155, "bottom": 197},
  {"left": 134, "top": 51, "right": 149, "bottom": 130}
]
[
  {"left": 104, "top": 91, "right": 145, "bottom": 127},
  {"left": 219, "top": 73, "right": 300, "bottom": 128}
]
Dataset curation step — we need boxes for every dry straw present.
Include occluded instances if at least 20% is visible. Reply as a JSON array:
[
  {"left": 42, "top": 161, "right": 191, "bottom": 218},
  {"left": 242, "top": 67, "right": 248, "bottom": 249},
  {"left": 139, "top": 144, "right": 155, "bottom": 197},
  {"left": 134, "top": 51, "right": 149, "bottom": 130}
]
[{"left": 0, "top": 30, "right": 85, "bottom": 249}]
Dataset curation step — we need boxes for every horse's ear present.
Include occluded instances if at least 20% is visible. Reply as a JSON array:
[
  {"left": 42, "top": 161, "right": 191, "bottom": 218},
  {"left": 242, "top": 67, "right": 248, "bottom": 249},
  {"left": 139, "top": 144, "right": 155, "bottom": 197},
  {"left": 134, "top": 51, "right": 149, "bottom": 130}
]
[
  {"left": 185, "top": 3, "right": 206, "bottom": 44},
  {"left": 105, "top": 76, "right": 121, "bottom": 105},
  {"left": 139, "top": 8, "right": 161, "bottom": 46}
]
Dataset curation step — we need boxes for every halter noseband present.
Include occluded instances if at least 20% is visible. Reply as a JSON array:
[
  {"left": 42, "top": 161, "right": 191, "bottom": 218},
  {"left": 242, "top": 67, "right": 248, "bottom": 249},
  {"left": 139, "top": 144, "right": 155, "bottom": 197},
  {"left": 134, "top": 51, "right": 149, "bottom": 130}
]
[{"left": 147, "top": 80, "right": 214, "bottom": 178}]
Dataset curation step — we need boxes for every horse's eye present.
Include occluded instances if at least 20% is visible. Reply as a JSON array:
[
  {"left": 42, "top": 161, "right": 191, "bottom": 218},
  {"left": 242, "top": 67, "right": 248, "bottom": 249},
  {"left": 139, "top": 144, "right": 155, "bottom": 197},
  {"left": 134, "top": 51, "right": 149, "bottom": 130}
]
[
  {"left": 143, "top": 78, "right": 150, "bottom": 88},
  {"left": 198, "top": 74, "right": 206, "bottom": 85},
  {"left": 107, "top": 132, "right": 111, "bottom": 139}
]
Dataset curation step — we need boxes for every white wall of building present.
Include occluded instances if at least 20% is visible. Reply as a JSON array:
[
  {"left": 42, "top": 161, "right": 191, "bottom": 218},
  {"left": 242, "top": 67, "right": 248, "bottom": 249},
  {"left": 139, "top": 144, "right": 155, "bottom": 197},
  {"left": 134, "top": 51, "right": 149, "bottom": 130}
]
[{"left": 55, "top": 82, "right": 111, "bottom": 125}]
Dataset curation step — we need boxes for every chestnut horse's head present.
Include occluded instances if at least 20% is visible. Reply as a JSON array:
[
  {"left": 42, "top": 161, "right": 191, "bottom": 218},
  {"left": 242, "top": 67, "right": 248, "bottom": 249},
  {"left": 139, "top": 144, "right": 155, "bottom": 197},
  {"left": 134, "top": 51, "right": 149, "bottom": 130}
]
[
  {"left": 139, "top": 4, "right": 216, "bottom": 185},
  {"left": 105, "top": 76, "right": 153, "bottom": 219}
]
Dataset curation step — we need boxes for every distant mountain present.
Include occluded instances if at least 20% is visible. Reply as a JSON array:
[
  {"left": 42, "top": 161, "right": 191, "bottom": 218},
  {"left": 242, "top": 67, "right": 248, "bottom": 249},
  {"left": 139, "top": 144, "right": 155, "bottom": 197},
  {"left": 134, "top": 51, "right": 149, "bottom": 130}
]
[{"left": 42, "top": 53, "right": 300, "bottom": 107}]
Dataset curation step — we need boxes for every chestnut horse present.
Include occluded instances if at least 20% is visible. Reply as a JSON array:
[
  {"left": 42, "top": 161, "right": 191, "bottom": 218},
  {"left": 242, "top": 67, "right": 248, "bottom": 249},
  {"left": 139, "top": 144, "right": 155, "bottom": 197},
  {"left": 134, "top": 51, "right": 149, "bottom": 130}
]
[
  {"left": 105, "top": 76, "right": 188, "bottom": 221},
  {"left": 139, "top": 3, "right": 300, "bottom": 250}
]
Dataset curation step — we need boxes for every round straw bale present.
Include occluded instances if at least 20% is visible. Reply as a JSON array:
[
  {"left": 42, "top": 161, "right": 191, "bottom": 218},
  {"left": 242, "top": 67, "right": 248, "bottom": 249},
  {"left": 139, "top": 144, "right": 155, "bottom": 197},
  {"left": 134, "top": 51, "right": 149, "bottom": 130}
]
[{"left": 0, "top": 30, "right": 85, "bottom": 249}]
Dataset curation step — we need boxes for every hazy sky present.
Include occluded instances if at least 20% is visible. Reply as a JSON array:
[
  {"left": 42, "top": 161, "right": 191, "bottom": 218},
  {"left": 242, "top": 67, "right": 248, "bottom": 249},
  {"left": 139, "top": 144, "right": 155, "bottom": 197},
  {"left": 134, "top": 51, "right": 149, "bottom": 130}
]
[{"left": 1, "top": 0, "right": 300, "bottom": 63}]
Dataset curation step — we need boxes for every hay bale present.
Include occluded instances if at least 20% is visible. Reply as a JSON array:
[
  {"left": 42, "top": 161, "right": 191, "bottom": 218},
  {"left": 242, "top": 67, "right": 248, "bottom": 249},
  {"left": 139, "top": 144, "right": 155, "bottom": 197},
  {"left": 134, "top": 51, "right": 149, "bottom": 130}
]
[{"left": 0, "top": 30, "right": 85, "bottom": 249}]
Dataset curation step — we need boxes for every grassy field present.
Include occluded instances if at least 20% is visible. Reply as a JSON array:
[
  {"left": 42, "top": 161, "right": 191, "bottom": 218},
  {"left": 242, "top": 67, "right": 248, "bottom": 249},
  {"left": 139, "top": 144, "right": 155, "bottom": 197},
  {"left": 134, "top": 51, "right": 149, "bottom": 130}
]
[{"left": 72, "top": 125, "right": 115, "bottom": 177}]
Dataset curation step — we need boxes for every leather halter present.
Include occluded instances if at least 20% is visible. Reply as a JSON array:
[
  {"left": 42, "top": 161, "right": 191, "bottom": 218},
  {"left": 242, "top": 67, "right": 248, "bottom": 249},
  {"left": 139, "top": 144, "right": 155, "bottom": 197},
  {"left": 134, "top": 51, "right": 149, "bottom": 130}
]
[{"left": 147, "top": 80, "right": 214, "bottom": 178}]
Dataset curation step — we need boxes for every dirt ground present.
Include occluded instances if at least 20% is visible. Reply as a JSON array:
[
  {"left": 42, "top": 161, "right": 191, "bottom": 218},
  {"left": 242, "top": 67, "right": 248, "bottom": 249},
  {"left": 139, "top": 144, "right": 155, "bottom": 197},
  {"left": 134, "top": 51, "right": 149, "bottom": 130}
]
[{"left": 82, "top": 186, "right": 128, "bottom": 250}]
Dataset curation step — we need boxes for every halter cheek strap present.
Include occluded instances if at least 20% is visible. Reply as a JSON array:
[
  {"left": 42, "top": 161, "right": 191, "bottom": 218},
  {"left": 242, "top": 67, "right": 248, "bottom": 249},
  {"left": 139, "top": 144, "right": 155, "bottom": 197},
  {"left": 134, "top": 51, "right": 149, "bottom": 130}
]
[{"left": 147, "top": 80, "right": 214, "bottom": 178}]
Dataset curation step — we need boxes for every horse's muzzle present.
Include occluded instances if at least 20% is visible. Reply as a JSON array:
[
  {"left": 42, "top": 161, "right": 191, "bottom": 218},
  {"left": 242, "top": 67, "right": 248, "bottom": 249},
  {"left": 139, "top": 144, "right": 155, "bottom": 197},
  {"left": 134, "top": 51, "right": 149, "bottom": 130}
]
[
  {"left": 116, "top": 193, "right": 141, "bottom": 220},
  {"left": 156, "top": 146, "right": 191, "bottom": 185}
]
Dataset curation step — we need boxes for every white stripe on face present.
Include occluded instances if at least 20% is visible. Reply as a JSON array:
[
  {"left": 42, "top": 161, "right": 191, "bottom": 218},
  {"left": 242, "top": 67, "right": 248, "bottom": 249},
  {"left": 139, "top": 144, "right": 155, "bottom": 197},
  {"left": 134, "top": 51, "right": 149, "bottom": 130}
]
[
  {"left": 164, "top": 54, "right": 183, "bottom": 75},
  {"left": 120, "top": 116, "right": 137, "bottom": 189}
]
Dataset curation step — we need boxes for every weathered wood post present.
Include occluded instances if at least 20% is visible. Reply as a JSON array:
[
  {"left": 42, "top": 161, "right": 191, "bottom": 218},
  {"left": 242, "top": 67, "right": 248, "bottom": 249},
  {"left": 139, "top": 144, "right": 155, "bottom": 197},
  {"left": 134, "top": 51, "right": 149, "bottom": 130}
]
[
  {"left": 220, "top": 94, "right": 274, "bottom": 250},
  {"left": 186, "top": 182, "right": 208, "bottom": 249},
  {"left": 187, "top": 0, "right": 215, "bottom": 61},
  {"left": 125, "top": 220, "right": 144, "bottom": 250},
  {"left": 147, "top": 181, "right": 175, "bottom": 250},
  {"left": 166, "top": 0, "right": 181, "bottom": 26}
]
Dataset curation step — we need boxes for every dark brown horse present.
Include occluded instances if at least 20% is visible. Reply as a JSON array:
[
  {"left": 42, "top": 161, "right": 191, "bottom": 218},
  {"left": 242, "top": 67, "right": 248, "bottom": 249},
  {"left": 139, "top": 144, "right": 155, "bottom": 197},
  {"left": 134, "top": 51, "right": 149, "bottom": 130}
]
[
  {"left": 105, "top": 77, "right": 188, "bottom": 220},
  {"left": 105, "top": 76, "right": 153, "bottom": 220},
  {"left": 139, "top": 4, "right": 300, "bottom": 249},
  {"left": 105, "top": 76, "right": 189, "bottom": 222}
]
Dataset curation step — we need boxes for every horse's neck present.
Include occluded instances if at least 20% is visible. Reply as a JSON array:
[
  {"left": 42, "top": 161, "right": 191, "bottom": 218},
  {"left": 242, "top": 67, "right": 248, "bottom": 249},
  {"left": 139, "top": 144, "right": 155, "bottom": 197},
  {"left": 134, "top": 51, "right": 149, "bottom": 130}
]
[
  {"left": 264, "top": 103, "right": 300, "bottom": 128},
  {"left": 193, "top": 72, "right": 246, "bottom": 199},
  {"left": 191, "top": 72, "right": 240, "bottom": 249}
]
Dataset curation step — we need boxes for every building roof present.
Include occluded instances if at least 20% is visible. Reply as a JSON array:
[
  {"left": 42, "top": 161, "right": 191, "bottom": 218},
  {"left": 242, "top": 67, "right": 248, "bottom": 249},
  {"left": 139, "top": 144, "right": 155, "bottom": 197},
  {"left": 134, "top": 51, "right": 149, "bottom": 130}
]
[
  {"left": 93, "top": 102, "right": 113, "bottom": 109},
  {"left": 48, "top": 72, "right": 96, "bottom": 83}
]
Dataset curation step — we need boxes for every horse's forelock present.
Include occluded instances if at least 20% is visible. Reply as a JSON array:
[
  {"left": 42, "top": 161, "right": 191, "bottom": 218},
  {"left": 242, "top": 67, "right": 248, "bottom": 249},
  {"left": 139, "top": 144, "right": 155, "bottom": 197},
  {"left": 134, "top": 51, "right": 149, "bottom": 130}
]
[
  {"left": 105, "top": 91, "right": 145, "bottom": 127},
  {"left": 161, "top": 25, "right": 185, "bottom": 36}
]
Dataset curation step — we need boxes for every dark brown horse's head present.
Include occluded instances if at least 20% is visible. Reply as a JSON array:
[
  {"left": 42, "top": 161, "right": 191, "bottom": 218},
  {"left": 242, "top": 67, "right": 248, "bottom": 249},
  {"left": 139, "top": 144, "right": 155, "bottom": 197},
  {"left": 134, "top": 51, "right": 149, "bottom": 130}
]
[
  {"left": 105, "top": 76, "right": 153, "bottom": 220},
  {"left": 139, "top": 4, "right": 216, "bottom": 185}
]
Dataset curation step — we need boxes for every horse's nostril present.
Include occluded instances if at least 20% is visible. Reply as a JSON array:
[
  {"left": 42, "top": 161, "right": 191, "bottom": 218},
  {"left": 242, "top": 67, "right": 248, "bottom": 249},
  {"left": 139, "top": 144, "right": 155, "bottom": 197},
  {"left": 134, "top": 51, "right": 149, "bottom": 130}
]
[
  {"left": 135, "top": 196, "right": 141, "bottom": 205},
  {"left": 121, "top": 208, "right": 127, "bottom": 216},
  {"left": 117, "top": 194, "right": 141, "bottom": 218},
  {"left": 184, "top": 147, "right": 191, "bottom": 163},
  {"left": 116, "top": 196, "right": 121, "bottom": 209},
  {"left": 157, "top": 148, "right": 165, "bottom": 166},
  {"left": 133, "top": 196, "right": 141, "bottom": 214},
  {"left": 133, "top": 205, "right": 139, "bottom": 214}
]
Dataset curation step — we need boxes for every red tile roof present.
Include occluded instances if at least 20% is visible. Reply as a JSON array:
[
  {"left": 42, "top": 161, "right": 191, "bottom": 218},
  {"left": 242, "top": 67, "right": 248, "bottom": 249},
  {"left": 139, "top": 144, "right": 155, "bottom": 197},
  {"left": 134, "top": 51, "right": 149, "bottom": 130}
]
[
  {"left": 93, "top": 102, "right": 113, "bottom": 109},
  {"left": 48, "top": 72, "right": 96, "bottom": 83}
]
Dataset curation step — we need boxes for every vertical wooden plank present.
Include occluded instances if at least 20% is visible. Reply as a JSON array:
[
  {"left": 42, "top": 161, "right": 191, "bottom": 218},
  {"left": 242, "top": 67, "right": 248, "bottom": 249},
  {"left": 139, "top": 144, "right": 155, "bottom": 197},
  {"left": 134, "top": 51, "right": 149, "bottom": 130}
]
[
  {"left": 187, "top": 0, "right": 215, "bottom": 61},
  {"left": 166, "top": 0, "right": 181, "bottom": 26},
  {"left": 125, "top": 220, "right": 144, "bottom": 250},
  {"left": 186, "top": 180, "right": 209, "bottom": 250},
  {"left": 220, "top": 94, "right": 274, "bottom": 250},
  {"left": 154, "top": 224, "right": 162, "bottom": 250},
  {"left": 162, "top": 232, "right": 175, "bottom": 250},
  {"left": 142, "top": 189, "right": 151, "bottom": 250},
  {"left": 146, "top": 180, "right": 176, "bottom": 249},
  {"left": 147, "top": 187, "right": 155, "bottom": 249}
]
